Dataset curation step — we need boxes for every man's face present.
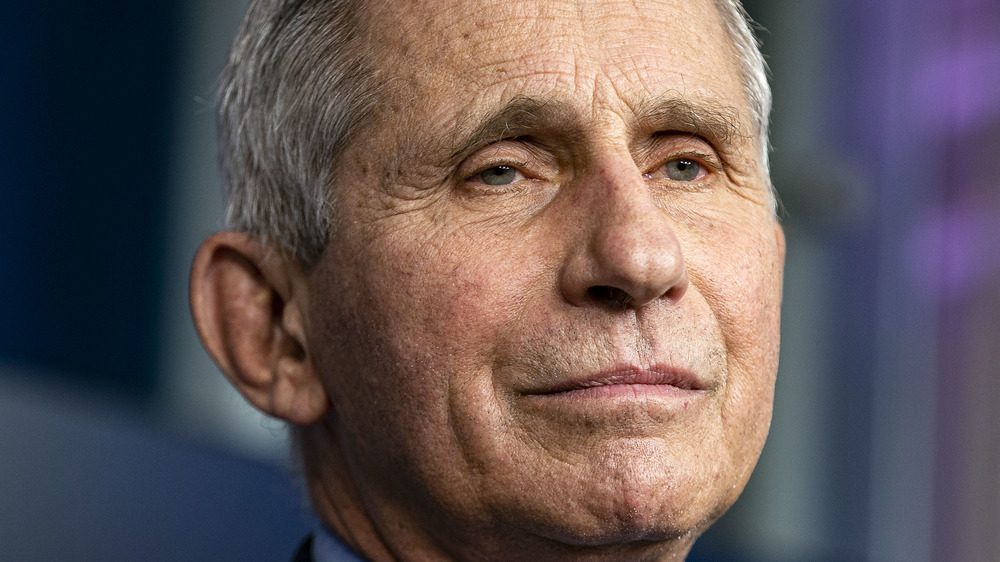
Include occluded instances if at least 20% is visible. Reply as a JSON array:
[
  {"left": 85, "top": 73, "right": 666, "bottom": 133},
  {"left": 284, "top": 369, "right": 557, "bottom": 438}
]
[{"left": 306, "top": 0, "right": 783, "bottom": 557}]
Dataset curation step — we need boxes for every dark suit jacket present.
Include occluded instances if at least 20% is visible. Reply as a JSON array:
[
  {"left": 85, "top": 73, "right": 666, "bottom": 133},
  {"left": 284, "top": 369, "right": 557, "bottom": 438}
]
[
  {"left": 292, "top": 535, "right": 315, "bottom": 562},
  {"left": 292, "top": 534, "right": 369, "bottom": 561}
]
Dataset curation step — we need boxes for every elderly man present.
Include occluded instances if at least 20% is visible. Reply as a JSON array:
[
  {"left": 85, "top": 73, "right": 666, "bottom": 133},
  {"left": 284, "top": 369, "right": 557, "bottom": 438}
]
[{"left": 190, "top": 0, "right": 784, "bottom": 559}]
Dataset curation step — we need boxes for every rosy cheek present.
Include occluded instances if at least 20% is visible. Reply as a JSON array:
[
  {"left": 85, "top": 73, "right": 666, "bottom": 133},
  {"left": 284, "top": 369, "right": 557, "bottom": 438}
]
[
  {"left": 689, "top": 221, "right": 781, "bottom": 355},
  {"left": 360, "top": 241, "right": 516, "bottom": 368}
]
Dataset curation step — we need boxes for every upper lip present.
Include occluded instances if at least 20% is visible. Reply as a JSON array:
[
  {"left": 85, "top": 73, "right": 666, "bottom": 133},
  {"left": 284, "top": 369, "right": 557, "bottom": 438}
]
[{"left": 529, "top": 364, "right": 707, "bottom": 395}]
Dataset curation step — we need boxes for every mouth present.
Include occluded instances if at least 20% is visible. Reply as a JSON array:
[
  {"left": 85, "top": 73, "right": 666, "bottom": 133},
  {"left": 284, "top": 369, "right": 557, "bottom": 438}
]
[{"left": 527, "top": 365, "right": 708, "bottom": 399}]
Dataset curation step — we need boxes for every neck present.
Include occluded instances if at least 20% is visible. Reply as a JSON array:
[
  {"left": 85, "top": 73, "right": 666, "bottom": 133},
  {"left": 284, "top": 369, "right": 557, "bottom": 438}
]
[{"left": 298, "top": 420, "right": 397, "bottom": 562}]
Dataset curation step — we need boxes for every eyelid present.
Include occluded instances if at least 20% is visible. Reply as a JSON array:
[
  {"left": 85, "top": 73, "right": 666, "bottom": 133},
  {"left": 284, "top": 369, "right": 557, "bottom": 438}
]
[
  {"left": 643, "top": 130, "right": 726, "bottom": 178},
  {"left": 465, "top": 161, "right": 529, "bottom": 185},
  {"left": 635, "top": 152, "right": 711, "bottom": 189},
  {"left": 456, "top": 138, "right": 553, "bottom": 185},
  {"left": 668, "top": 150, "right": 722, "bottom": 173},
  {"left": 466, "top": 156, "right": 529, "bottom": 176}
]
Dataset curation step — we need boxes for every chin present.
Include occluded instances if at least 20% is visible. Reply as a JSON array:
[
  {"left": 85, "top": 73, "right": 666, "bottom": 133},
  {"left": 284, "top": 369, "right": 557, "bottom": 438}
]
[
  {"left": 513, "top": 502, "right": 710, "bottom": 562},
  {"left": 512, "top": 450, "right": 735, "bottom": 551}
]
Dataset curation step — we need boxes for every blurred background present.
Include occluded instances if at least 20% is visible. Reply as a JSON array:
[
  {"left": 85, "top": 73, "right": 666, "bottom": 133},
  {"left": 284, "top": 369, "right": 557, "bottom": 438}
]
[{"left": 1, "top": 0, "right": 997, "bottom": 560}]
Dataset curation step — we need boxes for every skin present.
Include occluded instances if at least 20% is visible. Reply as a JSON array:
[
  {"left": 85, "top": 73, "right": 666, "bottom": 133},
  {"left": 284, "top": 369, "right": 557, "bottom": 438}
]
[{"left": 191, "top": 0, "right": 784, "bottom": 560}]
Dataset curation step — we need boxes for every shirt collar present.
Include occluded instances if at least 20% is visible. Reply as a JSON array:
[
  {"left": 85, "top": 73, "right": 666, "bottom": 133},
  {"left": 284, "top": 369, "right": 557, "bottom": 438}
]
[{"left": 312, "top": 527, "right": 366, "bottom": 562}]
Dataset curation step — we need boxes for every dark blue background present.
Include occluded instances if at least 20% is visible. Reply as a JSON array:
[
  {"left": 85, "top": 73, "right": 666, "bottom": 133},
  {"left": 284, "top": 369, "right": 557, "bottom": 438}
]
[{"left": 0, "top": 3, "right": 177, "bottom": 397}]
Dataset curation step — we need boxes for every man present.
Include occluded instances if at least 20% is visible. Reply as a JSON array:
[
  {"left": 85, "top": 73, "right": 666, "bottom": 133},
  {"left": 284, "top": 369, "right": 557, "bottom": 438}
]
[{"left": 190, "top": 0, "right": 784, "bottom": 559}]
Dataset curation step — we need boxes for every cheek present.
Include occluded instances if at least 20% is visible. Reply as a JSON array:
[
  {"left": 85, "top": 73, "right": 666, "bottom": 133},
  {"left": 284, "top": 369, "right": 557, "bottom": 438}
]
[
  {"left": 375, "top": 235, "right": 538, "bottom": 360},
  {"left": 686, "top": 217, "right": 783, "bottom": 448},
  {"left": 318, "top": 220, "right": 546, "bottom": 422},
  {"left": 311, "top": 220, "right": 560, "bottom": 514}
]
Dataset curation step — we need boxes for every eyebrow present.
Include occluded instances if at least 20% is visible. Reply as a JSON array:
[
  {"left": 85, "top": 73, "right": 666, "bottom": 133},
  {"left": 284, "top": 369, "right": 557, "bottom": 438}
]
[
  {"left": 446, "top": 96, "right": 576, "bottom": 162},
  {"left": 634, "top": 94, "right": 745, "bottom": 147},
  {"left": 444, "top": 93, "right": 746, "bottom": 164}
]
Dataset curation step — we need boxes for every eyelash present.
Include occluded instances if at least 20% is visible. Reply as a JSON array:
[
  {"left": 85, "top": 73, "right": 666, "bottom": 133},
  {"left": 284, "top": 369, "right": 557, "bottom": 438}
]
[
  {"left": 463, "top": 159, "right": 531, "bottom": 188},
  {"left": 664, "top": 149, "right": 721, "bottom": 173},
  {"left": 459, "top": 147, "right": 722, "bottom": 192}
]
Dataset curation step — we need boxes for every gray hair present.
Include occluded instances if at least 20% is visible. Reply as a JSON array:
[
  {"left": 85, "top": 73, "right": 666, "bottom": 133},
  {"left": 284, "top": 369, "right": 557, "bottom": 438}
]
[
  {"left": 713, "top": 0, "right": 773, "bottom": 185},
  {"left": 218, "top": 0, "right": 772, "bottom": 266},
  {"left": 218, "top": 0, "right": 377, "bottom": 264}
]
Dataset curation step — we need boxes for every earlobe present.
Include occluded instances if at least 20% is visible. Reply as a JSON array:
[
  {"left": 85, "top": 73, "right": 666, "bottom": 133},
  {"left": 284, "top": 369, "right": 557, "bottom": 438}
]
[{"left": 189, "top": 231, "right": 329, "bottom": 425}]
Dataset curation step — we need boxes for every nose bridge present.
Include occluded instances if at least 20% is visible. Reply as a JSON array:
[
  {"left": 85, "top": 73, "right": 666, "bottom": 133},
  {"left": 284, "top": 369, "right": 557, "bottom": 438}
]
[
  {"left": 560, "top": 151, "right": 688, "bottom": 309},
  {"left": 593, "top": 154, "right": 659, "bottom": 233}
]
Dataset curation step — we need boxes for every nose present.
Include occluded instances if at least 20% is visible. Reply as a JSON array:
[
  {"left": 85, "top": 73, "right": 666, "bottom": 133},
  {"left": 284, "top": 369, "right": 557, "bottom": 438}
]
[{"left": 559, "top": 163, "right": 688, "bottom": 309}]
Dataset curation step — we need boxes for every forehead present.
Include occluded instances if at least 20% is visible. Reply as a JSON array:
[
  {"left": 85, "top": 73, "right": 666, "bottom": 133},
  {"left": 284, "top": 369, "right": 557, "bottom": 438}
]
[{"left": 361, "top": 0, "right": 748, "bottom": 150}]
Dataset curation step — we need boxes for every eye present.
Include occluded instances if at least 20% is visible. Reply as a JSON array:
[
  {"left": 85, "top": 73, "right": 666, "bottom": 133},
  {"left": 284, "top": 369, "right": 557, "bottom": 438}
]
[
  {"left": 664, "top": 158, "right": 705, "bottom": 182},
  {"left": 475, "top": 165, "right": 524, "bottom": 186}
]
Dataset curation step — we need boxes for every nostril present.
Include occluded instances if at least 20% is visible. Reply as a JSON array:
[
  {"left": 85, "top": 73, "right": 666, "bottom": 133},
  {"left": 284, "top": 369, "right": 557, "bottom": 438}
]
[{"left": 586, "top": 285, "right": 634, "bottom": 309}]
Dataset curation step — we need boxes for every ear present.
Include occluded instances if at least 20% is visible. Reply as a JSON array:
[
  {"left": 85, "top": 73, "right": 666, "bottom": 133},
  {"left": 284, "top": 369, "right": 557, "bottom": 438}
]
[{"left": 189, "top": 231, "right": 329, "bottom": 425}]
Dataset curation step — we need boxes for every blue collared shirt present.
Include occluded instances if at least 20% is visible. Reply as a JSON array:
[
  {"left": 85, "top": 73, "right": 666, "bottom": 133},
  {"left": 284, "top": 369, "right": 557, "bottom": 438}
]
[{"left": 312, "top": 528, "right": 366, "bottom": 562}]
